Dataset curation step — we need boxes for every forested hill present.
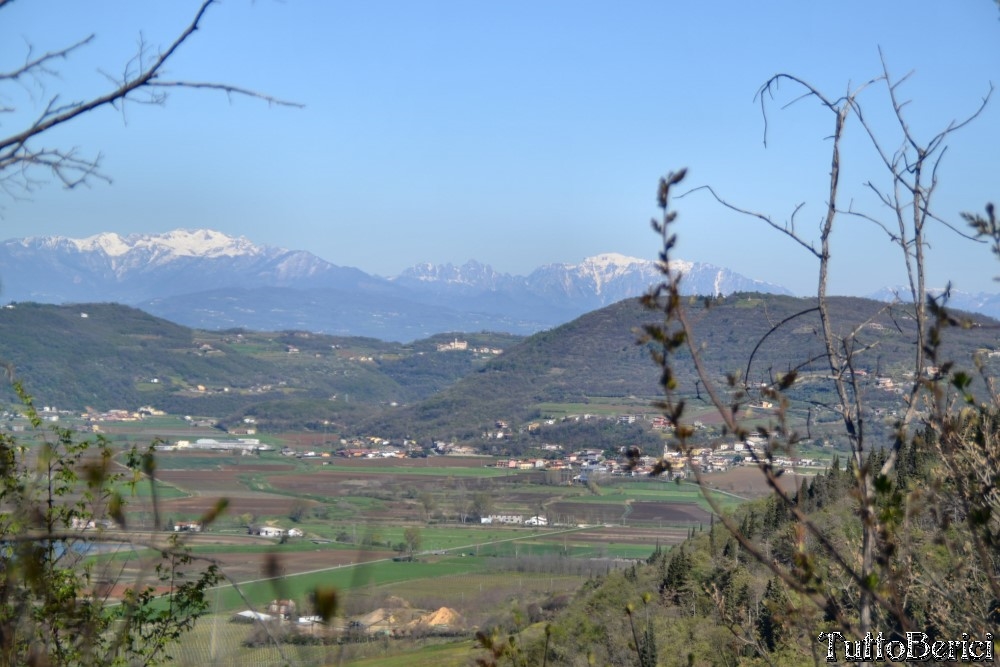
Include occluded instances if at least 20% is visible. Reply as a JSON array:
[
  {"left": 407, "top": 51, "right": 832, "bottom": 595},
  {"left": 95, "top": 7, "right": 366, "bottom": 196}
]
[
  {"left": 0, "top": 302, "right": 521, "bottom": 421},
  {"left": 358, "top": 293, "right": 1000, "bottom": 440},
  {"left": 0, "top": 296, "right": 995, "bottom": 442}
]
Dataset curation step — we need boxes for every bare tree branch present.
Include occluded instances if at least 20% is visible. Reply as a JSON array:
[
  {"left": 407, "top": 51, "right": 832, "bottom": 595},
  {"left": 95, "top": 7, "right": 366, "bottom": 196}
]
[
  {"left": 0, "top": 35, "right": 95, "bottom": 83},
  {"left": 0, "top": 0, "right": 302, "bottom": 195},
  {"left": 679, "top": 185, "right": 820, "bottom": 259},
  {"left": 149, "top": 80, "right": 305, "bottom": 108}
]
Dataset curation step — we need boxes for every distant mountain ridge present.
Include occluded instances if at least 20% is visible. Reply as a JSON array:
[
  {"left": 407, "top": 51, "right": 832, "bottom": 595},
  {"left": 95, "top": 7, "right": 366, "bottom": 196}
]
[
  {"left": 0, "top": 230, "right": 372, "bottom": 304},
  {"left": 1, "top": 229, "right": 790, "bottom": 340},
  {"left": 868, "top": 286, "right": 1000, "bottom": 321},
  {"left": 391, "top": 253, "right": 785, "bottom": 305}
]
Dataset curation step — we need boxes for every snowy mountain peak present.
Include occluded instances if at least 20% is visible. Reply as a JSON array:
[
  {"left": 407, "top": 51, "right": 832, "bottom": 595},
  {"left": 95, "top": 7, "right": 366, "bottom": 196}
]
[
  {"left": 65, "top": 229, "right": 264, "bottom": 259},
  {"left": 70, "top": 232, "right": 130, "bottom": 256},
  {"left": 572, "top": 253, "right": 692, "bottom": 276},
  {"left": 575, "top": 253, "right": 647, "bottom": 270},
  {"left": 395, "top": 259, "right": 504, "bottom": 285},
  {"left": 0, "top": 228, "right": 804, "bottom": 338}
]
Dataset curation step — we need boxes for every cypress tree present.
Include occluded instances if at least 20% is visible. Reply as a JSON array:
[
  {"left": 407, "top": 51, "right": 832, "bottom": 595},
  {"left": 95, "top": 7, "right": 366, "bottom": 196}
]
[
  {"left": 757, "top": 578, "right": 789, "bottom": 652},
  {"left": 709, "top": 513, "right": 717, "bottom": 558},
  {"left": 661, "top": 546, "right": 692, "bottom": 606}
]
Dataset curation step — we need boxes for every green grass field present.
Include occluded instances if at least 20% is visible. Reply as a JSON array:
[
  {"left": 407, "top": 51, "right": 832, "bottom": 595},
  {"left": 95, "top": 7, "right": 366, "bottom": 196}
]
[
  {"left": 578, "top": 478, "right": 741, "bottom": 513},
  {"left": 165, "top": 619, "right": 475, "bottom": 667},
  {"left": 165, "top": 567, "right": 589, "bottom": 666},
  {"left": 308, "top": 464, "right": 507, "bottom": 478},
  {"left": 115, "top": 478, "right": 190, "bottom": 500},
  {"left": 536, "top": 397, "right": 661, "bottom": 418},
  {"left": 210, "top": 557, "right": 492, "bottom": 613}
]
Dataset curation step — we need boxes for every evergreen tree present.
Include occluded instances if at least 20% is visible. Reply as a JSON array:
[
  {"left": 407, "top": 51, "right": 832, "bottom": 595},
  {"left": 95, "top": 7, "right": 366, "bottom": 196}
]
[
  {"left": 757, "top": 578, "right": 789, "bottom": 652},
  {"left": 709, "top": 513, "right": 717, "bottom": 558},
  {"left": 796, "top": 478, "right": 811, "bottom": 512},
  {"left": 639, "top": 621, "right": 657, "bottom": 667},
  {"left": 660, "top": 546, "right": 692, "bottom": 606}
]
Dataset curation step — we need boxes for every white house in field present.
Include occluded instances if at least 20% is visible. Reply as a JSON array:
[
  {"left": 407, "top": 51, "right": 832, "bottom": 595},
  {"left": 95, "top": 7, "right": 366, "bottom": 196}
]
[
  {"left": 524, "top": 516, "right": 548, "bottom": 527},
  {"left": 482, "top": 514, "right": 524, "bottom": 525},
  {"left": 250, "top": 525, "right": 305, "bottom": 539},
  {"left": 253, "top": 525, "right": 285, "bottom": 538}
]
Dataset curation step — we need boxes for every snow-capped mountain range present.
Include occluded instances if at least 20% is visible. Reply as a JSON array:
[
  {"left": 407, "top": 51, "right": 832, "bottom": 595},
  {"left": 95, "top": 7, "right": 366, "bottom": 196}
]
[
  {"left": 866, "top": 286, "right": 1000, "bottom": 324},
  {"left": 0, "top": 229, "right": 798, "bottom": 340}
]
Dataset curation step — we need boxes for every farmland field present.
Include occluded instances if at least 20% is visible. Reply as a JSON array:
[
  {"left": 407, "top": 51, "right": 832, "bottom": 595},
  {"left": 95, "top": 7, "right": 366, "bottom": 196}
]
[
  {"left": 104, "top": 447, "right": 755, "bottom": 666},
  {"left": 695, "top": 463, "right": 808, "bottom": 497},
  {"left": 165, "top": 559, "right": 601, "bottom": 667}
]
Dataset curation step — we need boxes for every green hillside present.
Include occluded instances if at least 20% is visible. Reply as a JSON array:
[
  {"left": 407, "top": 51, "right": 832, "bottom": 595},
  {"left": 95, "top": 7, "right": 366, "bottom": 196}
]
[
  {"left": 359, "top": 293, "right": 1000, "bottom": 442},
  {"left": 516, "top": 441, "right": 999, "bottom": 666},
  {"left": 1, "top": 296, "right": 995, "bottom": 446},
  {"left": 0, "top": 302, "right": 520, "bottom": 427}
]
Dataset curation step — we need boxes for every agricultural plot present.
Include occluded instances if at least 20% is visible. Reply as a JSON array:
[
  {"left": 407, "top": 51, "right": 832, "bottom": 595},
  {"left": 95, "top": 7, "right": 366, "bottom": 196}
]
[
  {"left": 154, "top": 469, "right": 256, "bottom": 493},
  {"left": 695, "top": 464, "right": 807, "bottom": 498},
  {"left": 546, "top": 501, "right": 625, "bottom": 524},
  {"left": 159, "top": 494, "right": 316, "bottom": 520},
  {"left": 321, "top": 456, "right": 497, "bottom": 470},
  {"left": 128, "top": 451, "right": 744, "bottom": 546},
  {"left": 193, "top": 542, "right": 393, "bottom": 583},
  {"left": 133, "top": 462, "right": 312, "bottom": 524},
  {"left": 564, "top": 525, "right": 691, "bottom": 550},
  {"left": 268, "top": 466, "right": 503, "bottom": 491},
  {"left": 163, "top": 556, "right": 605, "bottom": 666},
  {"left": 626, "top": 501, "right": 711, "bottom": 523},
  {"left": 165, "top": 568, "right": 590, "bottom": 667},
  {"left": 542, "top": 498, "right": 705, "bottom": 527},
  {"left": 102, "top": 446, "right": 745, "bottom": 667}
]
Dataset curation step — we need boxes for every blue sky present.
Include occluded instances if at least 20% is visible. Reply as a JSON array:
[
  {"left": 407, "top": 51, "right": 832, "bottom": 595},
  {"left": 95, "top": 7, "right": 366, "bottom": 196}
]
[{"left": 1, "top": 1, "right": 998, "bottom": 296}]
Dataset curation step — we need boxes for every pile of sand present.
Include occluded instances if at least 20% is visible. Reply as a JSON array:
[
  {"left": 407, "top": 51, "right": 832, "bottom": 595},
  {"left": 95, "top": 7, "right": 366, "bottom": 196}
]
[{"left": 416, "top": 607, "right": 462, "bottom": 628}]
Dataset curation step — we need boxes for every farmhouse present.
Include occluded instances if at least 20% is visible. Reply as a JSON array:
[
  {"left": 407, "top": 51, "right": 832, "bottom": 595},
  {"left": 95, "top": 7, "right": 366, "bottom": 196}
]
[
  {"left": 482, "top": 514, "right": 524, "bottom": 525},
  {"left": 249, "top": 525, "right": 303, "bottom": 539},
  {"left": 252, "top": 525, "right": 285, "bottom": 538},
  {"left": 173, "top": 521, "right": 202, "bottom": 532},
  {"left": 72, "top": 517, "right": 116, "bottom": 530}
]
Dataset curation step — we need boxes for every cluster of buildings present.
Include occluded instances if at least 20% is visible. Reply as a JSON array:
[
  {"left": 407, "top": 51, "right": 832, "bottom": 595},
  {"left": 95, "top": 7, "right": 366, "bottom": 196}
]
[
  {"left": 3, "top": 405, "right": 174, "bottom": 432},
  {"left": 335, "top": 447, "right": 409, "bottom": 459},
  {"left": 480, "top": 433, "right": 825, "bottom": 482},
  {"left": 434, "top": 338, "right": 504, "bottom": 355},
  {"left": 657, "top": 433, "right": 823, "bottom": 474},
  {"left": 480, "top": 514, "right": 548, "bottom": 526},
  {"left": 248, "top": 525, "right": 304, "bottom": 539},
  {"left": 155, "top": 438, "right": 273, "bottom": 454}
]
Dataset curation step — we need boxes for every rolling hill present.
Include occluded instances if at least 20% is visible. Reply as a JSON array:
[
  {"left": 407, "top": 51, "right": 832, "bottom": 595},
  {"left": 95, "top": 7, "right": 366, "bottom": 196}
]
[
  {"left": 0, "top": 302, "right": 519, "bottom": 426},
  {"left": 0, "top": 295, "right": 995, "bottom": 446},
  {"left": 355, "top": 293, "right": 1000, "bottom": 442}
]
